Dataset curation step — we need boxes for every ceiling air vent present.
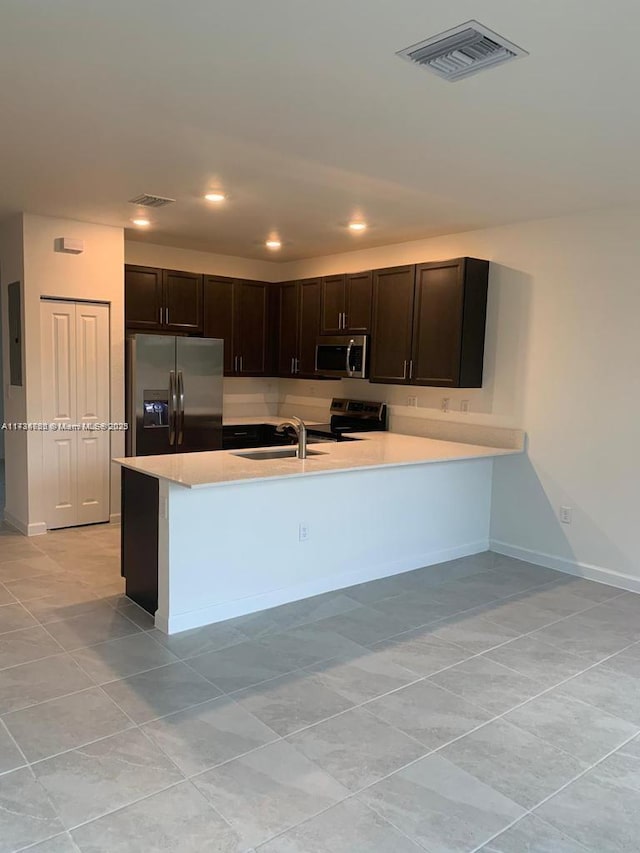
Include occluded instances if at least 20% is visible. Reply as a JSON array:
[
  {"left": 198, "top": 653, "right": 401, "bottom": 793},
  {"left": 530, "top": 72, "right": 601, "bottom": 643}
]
[
  {"left": 397, "top": 20, "right": 528, "bottom": 81},
  {"left": 128, "top": 193, "right": 176, "bottom": 208}
]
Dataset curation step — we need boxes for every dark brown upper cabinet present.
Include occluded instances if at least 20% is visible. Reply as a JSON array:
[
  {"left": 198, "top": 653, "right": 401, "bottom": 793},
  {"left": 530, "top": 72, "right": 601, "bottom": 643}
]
[
  {"left": 162, "top": 269, "right": 203, "bottom": 334},
  {"left": 370, "top": 265, "right": 416, "bottom": 384},
  {"left": 125, "top": 265, "right": 203, "bottom": 334},
  {"left": 234, "top": 280, "right": 269, "bottom": 375},
  {"left": 276, "top": 278, "right": 322, "bottom": 377},
  {"left": 203, "top": 275, "right": 234, "bottom": 374},
  {"left": 125, "top": 265, "right": 164, "bottom": 331},
  {"left": 370, "top": 259, "right": 488, "bottom": 387},
  {"left": 203, "top": 276, "right": 271, "bottom": 376},
  {"left": 411, "top": 258, "right": 488, "bottom": 388},
  {"left": 320, "top": 271, "right": 372, "bottom": 334},
  {"left": 276, "top": 282, "right": 299, "bottom": 377}
]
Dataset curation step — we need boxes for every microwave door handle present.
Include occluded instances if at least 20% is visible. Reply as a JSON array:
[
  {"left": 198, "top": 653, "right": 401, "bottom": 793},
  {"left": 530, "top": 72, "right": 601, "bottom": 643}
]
[
  {"left": 168, "top": 370, "right": 177, "bottom": 446},
  {"left": 345, "top": 339, "right": 354, "bottom": 377}
]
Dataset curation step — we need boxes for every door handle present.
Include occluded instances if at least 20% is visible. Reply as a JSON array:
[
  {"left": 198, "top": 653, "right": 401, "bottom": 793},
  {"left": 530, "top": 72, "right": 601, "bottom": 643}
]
[
  {"left": 290, "top": 357, "right": 294, "bottom": 374},
  {"left": 345, "top": 339, "right": 354, "bottom": 377},
  {"left": 159, "top": 307, "right": 163, "bottom": 326},
  {"left": 177, "top": 370, "right": 185, "bottom": 446},
  {"left": 409, "top": 359, "right": 414, "bottom": 380},
  {"left": 342, "top": 312, "right": 347, "bottom": 330},
  {"left": 168, "top": 370, "right": 177, "bottom": 446},
  {"left": 239, "top": 355, "right": 243, "bottom": 373},
  {"left": 165, "top": 307, "right": 169, "bottom": 325},
  {"left": 234, "top": 355, "right": 238, "bottom": 373},
  {"left": 338, "top": 313, "right": 342, "bottom": 330},
  {"left": 402, "top": 360, "right": 408, "bottom": 380},
  {"left": 295, "top": 358, "right": 299, "bottom": 374}
]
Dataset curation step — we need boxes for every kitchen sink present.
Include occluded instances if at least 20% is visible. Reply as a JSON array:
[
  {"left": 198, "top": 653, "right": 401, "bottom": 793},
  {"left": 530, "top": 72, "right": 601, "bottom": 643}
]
[{"left": 232, "top": 448, "right": 327, "bottom": 461}]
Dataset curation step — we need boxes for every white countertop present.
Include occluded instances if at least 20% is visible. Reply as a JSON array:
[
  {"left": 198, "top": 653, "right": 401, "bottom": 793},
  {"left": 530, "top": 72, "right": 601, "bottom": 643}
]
[{"left": 114, "top": 432, "right": 519, "bottom": 490}]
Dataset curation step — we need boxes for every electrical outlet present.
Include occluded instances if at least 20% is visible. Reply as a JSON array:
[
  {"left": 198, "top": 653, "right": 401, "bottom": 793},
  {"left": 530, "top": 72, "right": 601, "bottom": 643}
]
[
  {"left": 407, "top": 395, "right": 417, "bottom": 407},
  {"left": 441, "top": 397, "right": 450, "bottom": 413},
  {"left": 460, "top": 399, "right": 470, "bottom": 413},
  {"left": 299, "top": 523, "right": 309, "bottom": 541},
  {"left": 559, "top": 506, "right": 572, "bottom": 525}
]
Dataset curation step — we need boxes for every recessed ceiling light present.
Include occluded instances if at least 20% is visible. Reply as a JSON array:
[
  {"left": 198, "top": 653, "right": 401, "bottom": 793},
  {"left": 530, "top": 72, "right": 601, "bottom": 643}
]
[
  {"left": 131, "top": 217, "right": 151, "bottom": 227},
  {"left": 204, "top": 191, "right": 227, "bottom": 202},
  {"left": 348, "top": 221, "right": 367, "bottom": 232},
  {"left": 265, "top": 238, "right": 282, "bottom": 250}
]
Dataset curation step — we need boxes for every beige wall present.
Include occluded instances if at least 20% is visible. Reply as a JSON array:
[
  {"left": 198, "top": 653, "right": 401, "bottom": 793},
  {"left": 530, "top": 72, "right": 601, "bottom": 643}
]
[
  {"left": 0, "top": 214, "right": 28, "bottom": 525},
  {"left": 272, "top": 208, "right": 640, "bottom": 587},
  {"left": 22, "top": 214, "right": 124, "bottom": 532},
  {"left": 125, "top": 240, "right": 280, "bottom": 282}
]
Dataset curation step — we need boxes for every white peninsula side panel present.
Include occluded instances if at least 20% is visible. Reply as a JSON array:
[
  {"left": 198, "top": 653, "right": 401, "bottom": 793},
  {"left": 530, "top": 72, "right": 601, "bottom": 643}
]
[{"left": 156, "top": 457, "right": 493, "bottom": 634}]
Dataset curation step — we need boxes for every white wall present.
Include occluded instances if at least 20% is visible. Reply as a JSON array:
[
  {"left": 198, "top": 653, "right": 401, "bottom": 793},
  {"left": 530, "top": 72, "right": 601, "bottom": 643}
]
[
  {"left": 0, "top": 214, "right": 27, "bottom": 523},
  {"left": 22, "top": 214, "right": 124, "bottom": 532},
  {"left": 160, "top": 457, "right": 493, "bottom": 632},
  {"left": 125, "top": 240, "right": 280, "bottom": 282},
  {"left": 274, "top": 207, "right": 640, "bottom": 588}
]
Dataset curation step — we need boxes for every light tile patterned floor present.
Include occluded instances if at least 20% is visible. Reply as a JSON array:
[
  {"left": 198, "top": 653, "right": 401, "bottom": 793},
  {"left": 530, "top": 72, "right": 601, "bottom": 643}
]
[{"left": 1, "top": 522, "right": 640, "bottom": 851}]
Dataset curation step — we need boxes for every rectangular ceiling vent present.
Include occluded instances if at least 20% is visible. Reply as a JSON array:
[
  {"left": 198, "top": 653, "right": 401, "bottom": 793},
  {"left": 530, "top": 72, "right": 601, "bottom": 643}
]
[
  {"left": 128, "top": 193, "right": 176, "bottom": 208},
  {"left": 397, "top": 20, "right": 528, "bottom": 82}
]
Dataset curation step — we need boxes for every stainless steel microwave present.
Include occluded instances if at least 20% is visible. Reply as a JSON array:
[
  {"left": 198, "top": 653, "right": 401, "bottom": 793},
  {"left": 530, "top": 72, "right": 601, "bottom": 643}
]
[{"left": 315, "top": 335, "right": 368, "bottom": 379}]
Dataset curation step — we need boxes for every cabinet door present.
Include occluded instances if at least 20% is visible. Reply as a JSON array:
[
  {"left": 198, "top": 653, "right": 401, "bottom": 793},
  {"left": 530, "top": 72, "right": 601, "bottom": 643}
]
[
  {"left": 203, "top": 276, "right": 235, "bottom": 375},
  {"left": 234, "top": 280, "right": 268, "bottom": 375},
  {"left": 370, "top": 266, "right": 415, "bottom": 384},
  {"left": 344, "top": 270, "right": 372, "bottom": 332},
  {"left": 320, "top": 275, "right": 345, "bottom": 334},
  {"left": 163, "top": 270, "right": 203, "bottom": 334},
  {"left": 298, "top": 278, "right": 321, "bottom": 376},
  {"left": 125, "top": 265, "right": 163, "bottom": 330},
  {"left": 276, "top": 282, "right": 299, "bottom": 376},
  {"left": 411, "top": 258, "right": 489, "bottom": 388},
  {"left": 411, "top": 260, "right": 464, "bottom": 387}
]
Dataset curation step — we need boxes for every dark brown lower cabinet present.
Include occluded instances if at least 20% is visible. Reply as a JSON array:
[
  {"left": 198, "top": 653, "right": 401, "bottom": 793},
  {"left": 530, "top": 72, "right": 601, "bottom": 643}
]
[{"left": 121, "top": 468, "right": 158, "bottom": 615}]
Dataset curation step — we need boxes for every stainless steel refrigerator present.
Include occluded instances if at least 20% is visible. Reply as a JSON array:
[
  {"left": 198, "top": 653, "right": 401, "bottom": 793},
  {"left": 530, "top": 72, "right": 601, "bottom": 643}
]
[{"left": 126, "top": 334, "right": 223, "bottom": 456}]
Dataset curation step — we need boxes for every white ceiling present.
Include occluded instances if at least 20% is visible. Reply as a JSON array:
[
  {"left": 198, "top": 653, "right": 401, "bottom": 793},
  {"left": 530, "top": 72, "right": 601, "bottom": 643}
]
[{"left": 1, "top": 0, "right": 639, "bottom": 260}]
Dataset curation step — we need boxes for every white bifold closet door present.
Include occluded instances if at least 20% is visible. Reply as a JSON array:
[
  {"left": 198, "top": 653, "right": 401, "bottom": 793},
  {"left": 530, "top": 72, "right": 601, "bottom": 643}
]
[{"left": 40, "top": 300, "right": 110, "bottom": 529}]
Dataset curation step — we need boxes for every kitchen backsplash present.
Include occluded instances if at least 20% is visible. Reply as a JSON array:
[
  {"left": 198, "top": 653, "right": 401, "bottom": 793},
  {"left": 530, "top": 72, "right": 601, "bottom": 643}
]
[{"left": 224, "top": 377, "right": 524, "bottom": 451}]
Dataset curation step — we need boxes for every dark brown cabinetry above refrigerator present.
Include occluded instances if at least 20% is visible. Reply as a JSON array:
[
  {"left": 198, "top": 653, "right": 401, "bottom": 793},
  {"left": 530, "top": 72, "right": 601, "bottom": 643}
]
[
  {"left": 320, "top": 271, "right": 372, "bottom": 334},
  {"left": 276, "top": 278, "right": 322, "bottom": 377},
  {"left": 370, "top": 258, "right": 489, "bottom": 388},
  {"left": 203, "top": 276, "right": 271, "bottom": 377},
  {"left": 125, "top": 265, "right": 203, "bottom": 334}
]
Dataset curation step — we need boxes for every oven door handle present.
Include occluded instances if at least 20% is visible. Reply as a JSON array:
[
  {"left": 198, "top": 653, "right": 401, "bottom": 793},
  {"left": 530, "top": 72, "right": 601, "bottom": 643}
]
[{"left": 345, "top": 339, "right": 354, "bottom": 377}]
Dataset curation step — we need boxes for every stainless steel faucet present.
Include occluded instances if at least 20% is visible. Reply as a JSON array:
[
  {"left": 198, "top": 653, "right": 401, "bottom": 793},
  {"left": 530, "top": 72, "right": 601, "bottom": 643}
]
[{"left": 276, "top": 416, "right": 307, "bottom": 459}]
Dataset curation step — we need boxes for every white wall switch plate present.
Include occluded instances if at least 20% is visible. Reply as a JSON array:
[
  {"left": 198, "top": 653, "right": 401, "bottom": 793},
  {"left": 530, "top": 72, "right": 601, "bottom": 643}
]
[
  {"left": 299, "top": 523, "right": 309, "bottom": 541},
  {"left": 560, "top": 506, "right": 572, "bottom": 524},
  {"left": 441, "top": 397, "right": 450, "bottom": 413},
  {"left": 407, "top": 395, "right": 417, "bottom": 407}
]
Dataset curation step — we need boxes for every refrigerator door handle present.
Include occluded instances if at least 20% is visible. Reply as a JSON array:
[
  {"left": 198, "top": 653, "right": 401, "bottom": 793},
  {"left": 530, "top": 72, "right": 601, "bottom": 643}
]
[
  {"left": 168, "top": 369, "right": 177, "bottom": 446},
  {"left": 177, "top": 370, "right": 185, "bottom": 446}
]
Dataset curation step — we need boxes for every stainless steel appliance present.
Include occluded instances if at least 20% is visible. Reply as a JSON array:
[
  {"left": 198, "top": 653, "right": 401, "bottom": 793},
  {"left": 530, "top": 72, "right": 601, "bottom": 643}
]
[
  {"left": 306, "top": 397, "right": 387, "bottom": 442},
  {"left": 315, "top": 334, "right": 368, "bottom": 378},
  {"left": 126, "top": 333, "right": 223, "bottom": 456}
]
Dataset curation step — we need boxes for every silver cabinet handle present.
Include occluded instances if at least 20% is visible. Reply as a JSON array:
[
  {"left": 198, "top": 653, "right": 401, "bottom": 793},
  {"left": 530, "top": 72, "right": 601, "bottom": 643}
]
[
  {"left": 342, "top": 312, "right": 347, "bottom": 330},
  {"left": 295, "top": 358, "right": 299, "bottom": 374},
  {"left": 338, "top": 313, "right": 343, "bottom": 330},
  {"left": 168, "top": 370, "right": 177, "bottom": 446},
  {"left": 402, "top": 359, "right": 408, "bottom": 379},
  {"left": 239, "top": 356, "right": 243, "bottom": 373},
  {"left": 159, "top": 307, "right": 163, "bottom": 326},
  {"left": 290, "top": 356, "right": 294, "bottom": 374},
  {"left": 409, "top": 359, "right": 414, "bottom": 379},
  {"left": 165, "top": 307, "right": 169, "bottom": 325},
  {"left": 177, "top": 370, "right": 185, "bottom": 446}
]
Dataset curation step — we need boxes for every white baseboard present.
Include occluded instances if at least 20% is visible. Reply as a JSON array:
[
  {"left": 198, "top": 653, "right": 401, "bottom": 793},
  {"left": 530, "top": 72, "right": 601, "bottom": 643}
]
[
  {"left": 2, "top": 511, "right": 47, "bottom": 537},
  {"left": 109, "top": 513, "right": 121, "bottom": 525},
  {"left": 163, "top": 538, "right": 489, "bottom": 634},
  {"left": 490, "top": 539, "right": 640, "bottom": 594}
]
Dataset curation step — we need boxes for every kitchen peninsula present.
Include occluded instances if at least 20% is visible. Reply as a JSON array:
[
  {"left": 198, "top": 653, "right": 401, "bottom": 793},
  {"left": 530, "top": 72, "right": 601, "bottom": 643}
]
[{"left": 115, "top": 431, "right": 521, "bottom": 634}]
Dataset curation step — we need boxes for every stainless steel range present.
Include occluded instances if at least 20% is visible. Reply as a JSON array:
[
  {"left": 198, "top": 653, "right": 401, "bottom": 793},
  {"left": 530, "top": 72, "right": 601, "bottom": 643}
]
[{"left": 306, "top": 398, "right": 388, "bottom": 442}]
